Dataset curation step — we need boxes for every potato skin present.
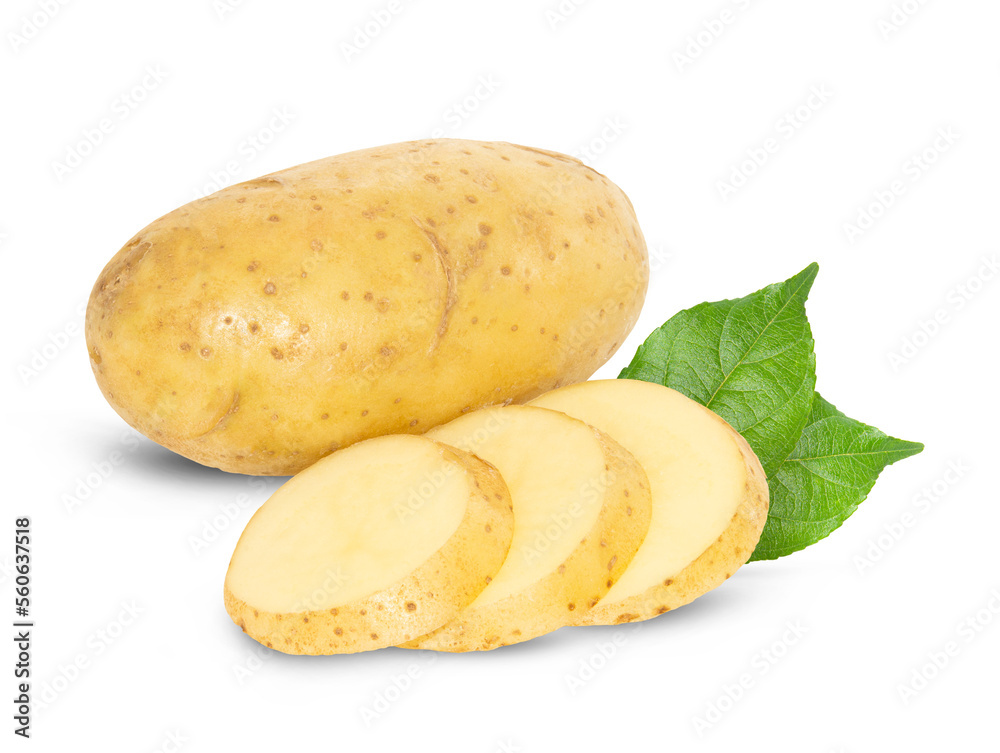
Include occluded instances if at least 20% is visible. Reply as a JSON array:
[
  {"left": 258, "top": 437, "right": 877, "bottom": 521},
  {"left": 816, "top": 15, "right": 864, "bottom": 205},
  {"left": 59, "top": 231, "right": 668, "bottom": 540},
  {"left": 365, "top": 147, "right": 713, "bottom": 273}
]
[
  {"left": 86, "top": 139, "right": 648, "bottom": 474},
  {"left": 405, "top": 415, "right": 652, "bottom": 651},
  {"left": 579, "top": 419, "right": 768, "bottom": 625},
  {"left": 224, "top": 442, "right": 515, "bottom": 654}
]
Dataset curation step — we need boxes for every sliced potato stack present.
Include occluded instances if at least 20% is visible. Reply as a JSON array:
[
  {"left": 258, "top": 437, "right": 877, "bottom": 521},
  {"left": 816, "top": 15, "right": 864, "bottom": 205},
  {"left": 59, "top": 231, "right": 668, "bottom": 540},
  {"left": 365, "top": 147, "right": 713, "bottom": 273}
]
[
  {"left": 224, "top": 434, "right": 514, "bottom": 654},
  {"left": 531, "top": 379, "right": 769, "bottom": 625},
  {"left": 404, "top": 406, "right": 652, "bottom": 651},
  {"left": 225, "top": 380, "right": 769, "bottom": 653}
]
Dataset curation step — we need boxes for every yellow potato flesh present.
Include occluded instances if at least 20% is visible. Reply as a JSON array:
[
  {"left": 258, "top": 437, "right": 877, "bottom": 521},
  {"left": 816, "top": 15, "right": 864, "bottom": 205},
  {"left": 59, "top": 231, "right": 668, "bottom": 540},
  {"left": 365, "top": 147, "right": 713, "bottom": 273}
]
[
  {"left": 223, "top": 433, "right": 516, "bottom": 654},
  {"left": 427, "top": 406, "right": 607, "bottom": 604},
  {"left": 407, "top": 403, "right": 651, "bottom": 650},
  {"left": 226, "top": 435, "right": 469, "bottom": 612},
  {"left": 531, "top": 380, "right": 759, "bottom": 606}
]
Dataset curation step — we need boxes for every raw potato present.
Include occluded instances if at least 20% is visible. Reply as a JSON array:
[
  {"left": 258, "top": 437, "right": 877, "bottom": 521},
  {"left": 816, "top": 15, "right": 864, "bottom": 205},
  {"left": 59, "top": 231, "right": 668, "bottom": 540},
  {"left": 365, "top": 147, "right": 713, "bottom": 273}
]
[
  {"left": 86, "top": 139, "right": 649, "bottom": 475},
  {"left": 404, "top": 406, "right": 652, "bottom": 651},
  {"left": 223, "top": 434, "right": 514, "bottom": 654},
  {"left": 530, "top": 379, "right": 768, "bottom": 624}
]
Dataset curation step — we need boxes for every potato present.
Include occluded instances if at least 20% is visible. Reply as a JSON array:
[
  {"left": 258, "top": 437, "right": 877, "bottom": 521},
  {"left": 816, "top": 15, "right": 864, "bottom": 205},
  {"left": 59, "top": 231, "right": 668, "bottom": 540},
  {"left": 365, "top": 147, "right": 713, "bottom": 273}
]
[
  {"left": 86, "top": 139, "right": 648, "bottom": 475},
  {"left": 530, "top": 379, "right": 768, "bottom": 624},
  {"left": 403, "top": 406, "right": 652, "bottom": 651},
  {"left": 223, "top": 434, "right": 514, "bottom": 654}
]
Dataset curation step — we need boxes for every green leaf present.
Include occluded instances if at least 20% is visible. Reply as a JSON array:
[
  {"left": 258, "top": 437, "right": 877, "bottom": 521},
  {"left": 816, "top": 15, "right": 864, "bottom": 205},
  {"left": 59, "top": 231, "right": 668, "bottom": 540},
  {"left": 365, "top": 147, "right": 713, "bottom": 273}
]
[
  {"left": 619, "top": 263, "right": 818, "bottom": 476},
  {"left": 749, "top": 394, "right": 924, "bottom": 561},
  {"left": 619, "top": 264, "right": 924, "bottom": 560}
]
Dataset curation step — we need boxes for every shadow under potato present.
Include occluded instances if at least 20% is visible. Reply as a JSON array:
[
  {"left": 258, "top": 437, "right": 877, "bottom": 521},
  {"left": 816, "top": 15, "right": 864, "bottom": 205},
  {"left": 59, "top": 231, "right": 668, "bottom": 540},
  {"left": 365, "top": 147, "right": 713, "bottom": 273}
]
[
  {"left": 94, "top": 428, "right": 290, "bottom": 489},
  {"left": 223, "top": 580, "right": 762, "bottom": 665},
  {"left": 226, "top": 624, "right": 566, "bottom": 667}
]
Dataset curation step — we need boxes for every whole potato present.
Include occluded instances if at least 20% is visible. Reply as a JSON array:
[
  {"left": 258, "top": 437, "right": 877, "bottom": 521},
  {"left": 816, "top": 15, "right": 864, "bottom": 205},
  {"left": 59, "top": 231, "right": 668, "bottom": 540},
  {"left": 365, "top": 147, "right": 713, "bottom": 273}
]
[{"left": 86, "top": 139, "right": 648, "bottom": 474}]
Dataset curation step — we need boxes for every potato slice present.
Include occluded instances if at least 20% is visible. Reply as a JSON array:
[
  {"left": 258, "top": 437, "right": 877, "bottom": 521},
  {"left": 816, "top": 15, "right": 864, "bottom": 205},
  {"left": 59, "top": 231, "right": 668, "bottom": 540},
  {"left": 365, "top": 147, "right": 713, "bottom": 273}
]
[
  {"left": 224, "top": 434, "right": 514, "bottom": 654},
  {"left": 530, "top": 379, "right": 768, "bottom": 624},
  {"left": 405, "top": 405, "right": 652, "bottom": 651}
]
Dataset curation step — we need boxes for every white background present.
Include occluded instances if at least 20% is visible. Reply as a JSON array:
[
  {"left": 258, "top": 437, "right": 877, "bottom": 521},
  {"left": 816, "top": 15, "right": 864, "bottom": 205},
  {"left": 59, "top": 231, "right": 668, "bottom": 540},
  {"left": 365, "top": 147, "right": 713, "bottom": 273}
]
[{"left": 2, "top": 0, "right": 998, "bottom": 750}]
